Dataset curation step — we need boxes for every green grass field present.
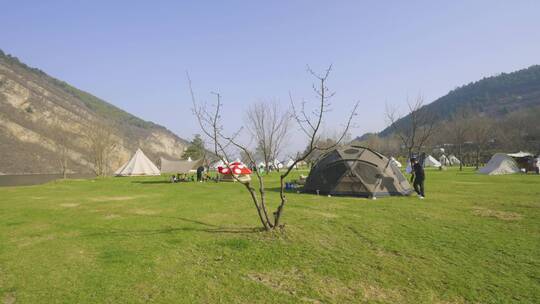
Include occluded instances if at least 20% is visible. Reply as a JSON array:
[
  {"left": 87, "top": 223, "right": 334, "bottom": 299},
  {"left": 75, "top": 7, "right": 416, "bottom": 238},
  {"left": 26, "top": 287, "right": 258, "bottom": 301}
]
[{"left": 1, "top": 168, "right": 539, "bottom": 303}]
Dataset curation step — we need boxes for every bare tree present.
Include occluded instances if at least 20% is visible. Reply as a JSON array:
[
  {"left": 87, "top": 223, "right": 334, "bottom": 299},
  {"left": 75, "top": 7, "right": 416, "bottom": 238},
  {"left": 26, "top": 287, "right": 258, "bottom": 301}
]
[
  {"left": 448, "top": 108, "right": 470, "bottom": 171},
  {"left": 245, "top": 101, "right": 291, "bottom": 173},
  {"left": 385, "top": 96, "right": 437, "bottom": 159},
  {"left": 189, "top": 65, "right": 359, "bottom": 230},
  {"left": 468, "top": 116, "right": 493, "bottom": 169},
  {"left": 85, "top": 120, "right": 118, "bottom": 176},
  {"left": 55, "top": 130, "right": 70, "bottom": 179}
]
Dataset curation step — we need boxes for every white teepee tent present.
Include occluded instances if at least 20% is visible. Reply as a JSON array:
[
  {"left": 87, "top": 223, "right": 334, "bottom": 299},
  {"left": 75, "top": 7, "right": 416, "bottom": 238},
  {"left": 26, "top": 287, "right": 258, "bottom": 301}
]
[
  {"left": 285, "top": 159, "right": 297, "bottom": 168},
  {"left": 115, "top": 149, "right": 161, "bottom": 176},
  {"left": 448, "top": 155, "right": 461, "bottom": 166},
  {"left": 439, "top": 155, "right": 450, "bottom": 166},
  {"left": 423, "top": 155, "right": 442, "bottom": 167},
  {"left": 478, "top": 153, "right": 519, "bottom": 175}
]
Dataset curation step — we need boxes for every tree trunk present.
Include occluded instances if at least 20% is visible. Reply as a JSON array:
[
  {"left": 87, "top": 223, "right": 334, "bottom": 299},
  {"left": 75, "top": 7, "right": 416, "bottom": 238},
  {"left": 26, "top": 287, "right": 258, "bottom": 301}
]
[{"left": 459, "top": 144, "right": 463, "bottom": 171}]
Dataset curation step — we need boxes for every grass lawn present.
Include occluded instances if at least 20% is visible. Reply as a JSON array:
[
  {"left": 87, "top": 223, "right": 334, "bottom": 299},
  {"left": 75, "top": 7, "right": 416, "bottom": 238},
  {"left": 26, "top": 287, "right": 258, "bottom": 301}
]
[{"left": 0, "top": 168, "right": 539, "bottom": 303}]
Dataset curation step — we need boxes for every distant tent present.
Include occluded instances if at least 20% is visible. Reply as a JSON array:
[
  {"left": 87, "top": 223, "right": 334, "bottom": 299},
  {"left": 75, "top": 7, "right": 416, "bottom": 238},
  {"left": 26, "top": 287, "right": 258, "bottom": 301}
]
[
  {"left": 448, "top": 155, "right": 461, "bottom": 166},
  {"left": 478, "top": 153, "right": 520, "bottom": 175},
  {"left": 303, "top": 145, "right": 413, "bottom": 198},
  {"left": 115, "top": 149, "right": 160, "bottom": 176},
  {"left": 210, "top": 160, "right": 226, "bottom": 170},
  {"left": 507, "top": 151, "right": 533, "bottom": 158},
  {"left": 390, "top": 157, "right": 402, "bottom": 168},
  {"left": 423, "top": 155, "right": 441, "bottom": 167},
  {"left": 285, "top": 159, "right": 297, "bottom": 168},
  {"left": 439, "top": 155, "right": 450, "bottom": 166},
  {"left": 160, "top": 157, "right": 201, "bottom": 173},
  {"left": 267, "top": 159, "right": 283, "bottom": 169}
]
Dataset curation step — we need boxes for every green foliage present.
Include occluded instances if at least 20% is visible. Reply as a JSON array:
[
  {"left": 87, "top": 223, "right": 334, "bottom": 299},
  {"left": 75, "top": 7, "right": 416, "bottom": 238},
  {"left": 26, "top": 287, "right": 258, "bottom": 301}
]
[
  {"left": 0, "top": 168, "right": 538, "bottom": 303},
  {"left": 183, "top": 134, "right": 205, "bottom": 160}
]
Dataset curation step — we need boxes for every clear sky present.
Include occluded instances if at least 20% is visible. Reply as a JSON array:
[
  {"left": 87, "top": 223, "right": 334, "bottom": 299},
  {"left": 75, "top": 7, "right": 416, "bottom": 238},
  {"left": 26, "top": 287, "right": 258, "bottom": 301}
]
[{"left": 1, "top": 1, "right": 539, "bottom": 153}]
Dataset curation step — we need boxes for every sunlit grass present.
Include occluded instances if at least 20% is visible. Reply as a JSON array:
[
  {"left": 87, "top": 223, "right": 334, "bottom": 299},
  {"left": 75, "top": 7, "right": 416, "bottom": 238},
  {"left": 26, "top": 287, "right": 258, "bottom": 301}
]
[{"left": 0, "top": 168, "right": 538, "bottom": 303}]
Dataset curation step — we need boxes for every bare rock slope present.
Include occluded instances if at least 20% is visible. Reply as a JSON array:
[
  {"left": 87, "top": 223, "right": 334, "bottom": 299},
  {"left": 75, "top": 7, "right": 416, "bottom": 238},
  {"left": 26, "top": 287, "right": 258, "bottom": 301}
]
[{"left": 0, "top": 50, "right": 188, "bottom": 174}]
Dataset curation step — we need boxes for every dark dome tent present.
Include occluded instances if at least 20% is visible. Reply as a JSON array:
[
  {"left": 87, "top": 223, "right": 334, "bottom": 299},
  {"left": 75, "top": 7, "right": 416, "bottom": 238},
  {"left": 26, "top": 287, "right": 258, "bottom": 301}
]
[{"left": 303, "top": 145, "right": 413, "bottom": 198}]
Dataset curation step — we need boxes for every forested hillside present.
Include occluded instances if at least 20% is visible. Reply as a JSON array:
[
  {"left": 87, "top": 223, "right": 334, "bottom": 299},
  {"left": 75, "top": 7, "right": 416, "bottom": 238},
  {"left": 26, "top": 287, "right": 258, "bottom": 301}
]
[{"left": 379, "top": 65, "right": 540, "bottom": 137}]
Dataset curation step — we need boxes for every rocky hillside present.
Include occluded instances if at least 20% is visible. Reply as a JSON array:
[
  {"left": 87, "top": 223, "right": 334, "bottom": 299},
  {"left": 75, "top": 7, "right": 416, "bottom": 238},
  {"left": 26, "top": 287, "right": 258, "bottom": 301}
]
[
  {"left": 376, "top": 65, "right": 540, "bottom": 137},
  {"left": 0, "top": 50, "right": 188, "bottom": 174}
]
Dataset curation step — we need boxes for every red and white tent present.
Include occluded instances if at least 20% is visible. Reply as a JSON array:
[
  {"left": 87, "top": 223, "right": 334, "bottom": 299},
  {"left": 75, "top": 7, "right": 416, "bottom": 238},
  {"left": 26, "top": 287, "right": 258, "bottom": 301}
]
[{"left": 218, "top": 161, "right": 252, "bottom": 182}]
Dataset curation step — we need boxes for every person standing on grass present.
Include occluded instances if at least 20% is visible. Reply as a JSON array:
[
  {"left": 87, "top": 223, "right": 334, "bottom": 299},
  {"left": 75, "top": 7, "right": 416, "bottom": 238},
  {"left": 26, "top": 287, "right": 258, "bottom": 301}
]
[{"left": 410, "top": 157, "right": 425, "bottom": 199}]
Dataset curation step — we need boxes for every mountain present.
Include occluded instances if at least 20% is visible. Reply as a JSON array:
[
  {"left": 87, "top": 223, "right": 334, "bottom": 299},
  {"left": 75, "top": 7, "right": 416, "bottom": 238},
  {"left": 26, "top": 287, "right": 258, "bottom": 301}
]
[
  {"left": 0, "top": 50, "right": 189, "bottom": 175},
  {"left": 374, "top": 65, "right": 540, "bottom": 138}
]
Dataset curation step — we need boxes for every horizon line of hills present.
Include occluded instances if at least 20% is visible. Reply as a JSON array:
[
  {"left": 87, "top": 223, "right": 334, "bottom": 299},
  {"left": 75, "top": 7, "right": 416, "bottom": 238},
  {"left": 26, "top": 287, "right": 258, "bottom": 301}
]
[{"left": 1, "top": 49, "right": 539, "bottom": 174}]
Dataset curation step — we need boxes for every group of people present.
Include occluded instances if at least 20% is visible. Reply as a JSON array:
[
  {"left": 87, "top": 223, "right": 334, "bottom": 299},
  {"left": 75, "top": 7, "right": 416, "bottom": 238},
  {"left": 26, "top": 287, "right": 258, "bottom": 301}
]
[{"left": 170, "top": 166, "right": 211, "bottom": 183}]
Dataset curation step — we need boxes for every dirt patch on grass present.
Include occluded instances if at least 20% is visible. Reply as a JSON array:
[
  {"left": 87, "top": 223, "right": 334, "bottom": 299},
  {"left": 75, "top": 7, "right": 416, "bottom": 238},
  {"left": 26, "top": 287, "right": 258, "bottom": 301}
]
[
  {"left": 247, "top": 271, "right": 300, "bottom": 296},
  {"left": 472, "top": 207, "right": 522, "bottom": 221},
  {"left": 247, "top": 268, "right": 397, "bottom": 302},
  {"left": 104, "top": 214, "right": 121, "bottom": 220},
  {"left": 361, "top": 283, "right": 401, "bottom": 302},
  {"left": 132, "top": 209, "right": 160, "bottom": 215},
  {"left": 18, "top": 234, "right": 56, "bottom": 248},
  {"left": 59, "top": 203, "right": 79, "bottom": 208},
  {"left": 2, "top": 292, "right": 16, "bottom": 304},
  {"left": 90, "top": 196, "right": 142, "bottom": 202}
]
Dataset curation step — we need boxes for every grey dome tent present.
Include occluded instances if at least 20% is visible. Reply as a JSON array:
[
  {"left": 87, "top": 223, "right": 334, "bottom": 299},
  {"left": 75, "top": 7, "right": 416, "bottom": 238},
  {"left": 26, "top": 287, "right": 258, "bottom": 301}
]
[
  {"left": 478, "top": 153, "right": 520, "bottom": 175},
  {"left": 303, "top": 145, "right": 413, "bottom": 198}
]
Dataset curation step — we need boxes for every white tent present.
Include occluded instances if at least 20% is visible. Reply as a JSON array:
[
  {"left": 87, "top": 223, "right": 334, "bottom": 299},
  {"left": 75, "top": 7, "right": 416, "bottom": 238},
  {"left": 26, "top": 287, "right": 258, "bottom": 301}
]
[
  {"left": 268, "top": 159, "right": 283, "bottom": 169},
  {"left": 508, "top": 151, "right": 533, "bottom": 158},
  {"left": 285, "top": 159, "right": 297, "bottom": 169},
  {"left": 448, "top": 155, "right": 461, "bottom": 166},
  {"left": 390, "top": 157, "right": 402, "bottom": 168},
  {"left": 160, "top": 157, "right": 200, "bottom": 173},
  {"left": 423, "top": 155, "right": 441, "bottom": 167},
  {"left": 115, "top": 149, "right": 160, "bottom": 176},
  {"left": 439, "top": 155, "right": 450, "bottom": 166},
  {"left": 211, "top": 160, "right": 226, "bottom": 169},
  {"left": 478, "top": 153, "right": 520, "bottom": 175}
]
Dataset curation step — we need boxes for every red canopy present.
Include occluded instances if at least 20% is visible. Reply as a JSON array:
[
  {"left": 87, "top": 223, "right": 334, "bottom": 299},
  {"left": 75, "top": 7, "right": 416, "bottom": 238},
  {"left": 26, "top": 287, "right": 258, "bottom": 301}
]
[{"left": 218, "top": 162, "right": 252, "bottom": 175}]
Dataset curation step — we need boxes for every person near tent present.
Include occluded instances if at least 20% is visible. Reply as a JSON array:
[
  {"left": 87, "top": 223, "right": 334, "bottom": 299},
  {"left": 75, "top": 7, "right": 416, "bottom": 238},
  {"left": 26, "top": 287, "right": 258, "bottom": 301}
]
[
  {"left": 196, "top": 166, "right": 205, "bottom": 182},
  {"left": 410, "top": 157, "right": 425, "bottom": 199}
]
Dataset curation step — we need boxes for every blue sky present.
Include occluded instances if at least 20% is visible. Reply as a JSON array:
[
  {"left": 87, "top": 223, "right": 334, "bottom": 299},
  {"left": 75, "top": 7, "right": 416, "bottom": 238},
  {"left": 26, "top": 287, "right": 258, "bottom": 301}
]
[{"left": 1, "top": 1, "right": 539, "bottom": 152}]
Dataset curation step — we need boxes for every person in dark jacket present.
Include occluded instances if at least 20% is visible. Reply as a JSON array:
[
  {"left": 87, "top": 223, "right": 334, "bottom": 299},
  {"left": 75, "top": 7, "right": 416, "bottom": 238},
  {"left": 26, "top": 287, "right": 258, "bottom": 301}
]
[
  {"left": 196, "top": 166, "right": 205, "bottom": 182},
  {"left": 410, "top": 157, "right": 425, "bottom": 199}
]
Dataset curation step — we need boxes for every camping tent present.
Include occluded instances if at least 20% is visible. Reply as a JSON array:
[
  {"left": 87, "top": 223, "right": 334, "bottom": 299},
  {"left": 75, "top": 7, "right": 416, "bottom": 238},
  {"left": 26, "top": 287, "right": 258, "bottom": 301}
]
[
  {"left": 268, "top": 159, "right": 283, "bottom": 169},
  {"left": 439, "top": 155, "right": 450, "bottom": 166},
  {"left": 210, "top": 160, "right": 226, "bottom": 170},
  {"left": 390, "top": 157, "right": 402, "bottom": 168},
  {"left": 478, "top": 153, "right": 520, "bottom": 175},
  {"left": 508, "top": 151, "right": 533, "bottom": 158},
  {"left": 303, "top": 145, "right": 413, "bottom": 198},
  {"left": 218, "top": 161, "right": 252, "bottom": 182},
  {"left": 115, "top": 149, "right": 160, "bottom": 176},
  {"left": 285, "top": 159, "right": 298, "bottom": 169},
  {"left": 423, "top": 155, "right": 441, "bottom": 167},
  {"left": 448, "top": 155, "right": 461, "bottom": 166},
  {"left": 160, "top": 157, "right": 201, "bottom": 173}
]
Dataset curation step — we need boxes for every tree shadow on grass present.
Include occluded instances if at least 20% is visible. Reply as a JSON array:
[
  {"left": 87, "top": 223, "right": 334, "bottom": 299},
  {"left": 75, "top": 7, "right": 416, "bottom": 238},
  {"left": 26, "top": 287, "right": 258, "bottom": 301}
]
[
  {"left": 265, "top": 186, "right": 304, "bottom": 194},
  {"left": 131, "top": 181, "right": 173, "bottom": 185},
  {"left": 83, "top": 214, "right": 262, "bottom": 238}
]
